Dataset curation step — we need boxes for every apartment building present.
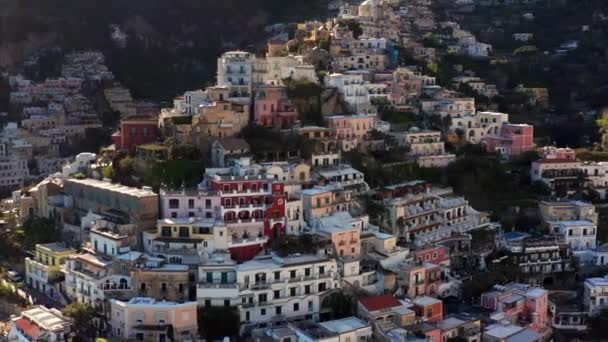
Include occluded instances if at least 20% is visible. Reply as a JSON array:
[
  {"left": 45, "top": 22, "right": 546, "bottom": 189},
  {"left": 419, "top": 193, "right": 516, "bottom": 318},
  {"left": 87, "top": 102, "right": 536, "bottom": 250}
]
[
  {"left": 112, "top": 114, "right": 160, "bottom": 152},
  {"left": 159, "top": 189, "right": 221, "bottom": 220},
  {"left": 143, "top": 217, "right": 227, "bottom": 266},
  {"left": 502, "top": 235, "right": 572, "bottom": 286},
  {"left": 252, "top": 317, "right": 373, "bottom": 342},
  {"left": 302, "top": 185, "right": 357, "bottom": 225},
  {"left": 25, "top": 243, "right": 76, "bottom": 302},
  {"left": 197, "top": 253, "right": 340, "bottom": 331},
  {"left": 481, "top": 283, "right": 549, "bottom": 333},
  {"left": 254, "top": 85, "right": 298, "bottom": 128},
  {"left": 556, "top": 221, "right": 596, "bottom": 251},
  {"left": 412, "top": 296, "right": 444, "bottom": 323},
  {"left": 450, "top": 111, "right": 509, "bottom": 144},
  {"left": 391, "top": 67, "right": 436, "bottom": 105},
  {"left": 530, "top": 159, "right": 583, "bottom": 197},
  {"left": 583, "top": 275, "right": 608, "bottom": 316},
  {"left": 130, "top": 256, "right": 191, "bottom": 302},
  {"left": 315, "top": 165, "right": 369, "bottom": 193},
  {"left": 386, "top": 182, "right": 490, "bottom": 244},
  {"left": 110, "top": 297, "right": 198, "bottom": 341},
  {"left": 421, "top": 96, "right": 475, "bottom": 117},
  {"left": 63, "top": 252, "right": 114, "bottom": 310},
  {"left": 325, "top": 73, "right": 372, "bottom": 114},
  {"left": 357, "top": 294, "right": 416, "bottom": 327},
  {"left": 312, "top": 211, "right": 363, "bottom": 258},
  {"left": 389, "top": 129, "right": 456, "bottom": 168},
  {"left": 481, "top": 123, "right": 534, "bottom": 158},
  {"left": 217, "top": 51, "right": 255, "bottom": 104},
  {"left": 8, "top": 306, "right": 71, "bottom": 342},
  {"left": 63, "top": 178, "right": 159, "bottom": 241},
  {"left": 0, "top": 157, "right": 29, "bottom": 193}
]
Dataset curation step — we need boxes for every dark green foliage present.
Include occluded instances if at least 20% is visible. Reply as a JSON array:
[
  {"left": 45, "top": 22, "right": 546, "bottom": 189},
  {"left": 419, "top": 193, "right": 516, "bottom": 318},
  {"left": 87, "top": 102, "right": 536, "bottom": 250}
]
[
  {"left": 21, "top": 217, "right": 60, "bottom": 251},
  {"left": 144, "top": 159, "right": 204, "bottom": 190},
  {"left": 322, "top": 292, "right": 355, "bottom": 319},
  {"left": 337, "top": 19, "right": 363, "bottom": 39},
  {"left": 575, "top": 148, "right": 608, "bottom": 162},
  {"left": 240, "top": 124, "right": 316, "bottom": 160},
  {"left": 171, "top": 144, "right": 200, "bottom": 160},
  {"left": 588, "top": 309, "right": 608, "bottom": 340},
  {"left": 271, "top": 235, "right": 318, "bottom": 257},
  {"left": 63, "top": 302, "right": 98, "bottom": 341},
  {"left": 172, "top": 116, "right": 193, "bottom": 125},
  {"left": 60, "top": 127, "right": 113, "bottom": 157},
  {"left": 197, "top": 306, "right": 240, "bottom": 341}
]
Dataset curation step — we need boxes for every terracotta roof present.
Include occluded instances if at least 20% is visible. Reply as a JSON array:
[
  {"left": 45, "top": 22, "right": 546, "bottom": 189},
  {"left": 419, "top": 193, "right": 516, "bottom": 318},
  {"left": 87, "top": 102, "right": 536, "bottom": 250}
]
[
  {"left": 536, "top": 158, "right": 579, "bottom": 164},
  {"left": 14, "top": 318, "right": 41, "bottom": 339},
  {"left": 359, "top": 294, "right": 401, "bottom": 312}
]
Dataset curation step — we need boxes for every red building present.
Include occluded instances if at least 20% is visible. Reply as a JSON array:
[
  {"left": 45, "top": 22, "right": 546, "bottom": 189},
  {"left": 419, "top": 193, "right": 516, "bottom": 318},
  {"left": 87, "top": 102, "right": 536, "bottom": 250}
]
[
  {"left": 206, "top": 173, "right": 286, "bottom": 262},
  {"left": 412, "top": 296, "right": 444, "bottom": 323},
  {"left": 412, "top": 246, "right": 450, "bottom": 267},
  {"left": 112, "top": 115, "right": 160, "bottom": 152}
]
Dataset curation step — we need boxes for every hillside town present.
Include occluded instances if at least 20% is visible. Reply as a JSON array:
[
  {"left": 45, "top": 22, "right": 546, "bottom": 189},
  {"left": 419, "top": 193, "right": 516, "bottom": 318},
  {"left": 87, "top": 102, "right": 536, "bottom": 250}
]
[{"left": 0, "top": 0, "right": 608, "bottom": 341}]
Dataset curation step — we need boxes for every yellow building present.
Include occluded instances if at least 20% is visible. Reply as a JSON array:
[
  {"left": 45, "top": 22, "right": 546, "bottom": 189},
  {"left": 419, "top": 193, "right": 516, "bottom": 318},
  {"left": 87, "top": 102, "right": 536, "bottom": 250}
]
[{"left": 25, "top": 243, "right": 76, "bottom": 301}]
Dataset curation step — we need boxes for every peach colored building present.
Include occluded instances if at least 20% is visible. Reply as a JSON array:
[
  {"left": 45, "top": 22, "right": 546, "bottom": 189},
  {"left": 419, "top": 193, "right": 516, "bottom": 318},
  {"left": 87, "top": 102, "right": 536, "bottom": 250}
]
[
  {"left": 404, "top": 261, "right": 445, "bottom": 298},
  {"left": 312, "top": 211, "right": 363, "bottom": 258},
  {"left": 110, "top": 297, "right": 198, "bottom": 341},
  {"left": 301, "top": 185, "right": 357, "bottom": 224},
  {"left": 325, "top": 114, "right": 377, "bottom": 142},
  {"left": 254, "top": 85, "right": 298, "bottom": 128}
]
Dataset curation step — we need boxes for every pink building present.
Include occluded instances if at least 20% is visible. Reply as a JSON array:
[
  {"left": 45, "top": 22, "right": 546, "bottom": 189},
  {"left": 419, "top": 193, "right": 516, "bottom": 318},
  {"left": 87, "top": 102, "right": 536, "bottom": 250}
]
[
  {"left": 254, "top": 85, "right": 298, "bottom": 128},
  {"left": 480, "top": 283, "right": 549, "bottom": 333},
  {"left": 482, "top": 123, "right": 534, "bottom": 157}
]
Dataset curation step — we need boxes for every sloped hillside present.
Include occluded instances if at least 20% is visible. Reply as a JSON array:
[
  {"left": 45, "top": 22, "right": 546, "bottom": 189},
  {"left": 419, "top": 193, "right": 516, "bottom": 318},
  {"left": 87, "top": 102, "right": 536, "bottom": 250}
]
[{"left": 0, "top": 0, "right": 328, "bottom": 100}]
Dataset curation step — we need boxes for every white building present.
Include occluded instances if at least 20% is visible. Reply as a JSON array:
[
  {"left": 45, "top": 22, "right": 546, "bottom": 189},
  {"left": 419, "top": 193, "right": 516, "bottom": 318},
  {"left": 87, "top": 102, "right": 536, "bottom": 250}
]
[
  {"left": 0, "top": 157, "right": 29, "bottom": 192},
  {"left": 8, "top": 306, "right": 71, "bottom": 342},
  {"left": 217, "top": 51, "right": 255, "bottom": 104},
  {"left": 584, "top": 276, "right": 608, "bottom": 316},
  {"left": 450, "top": 111, "right": 509, "bottom": 144},
  {"left": 315, "top": 165, "right": 370, "bottom": 193},
  {"left": 197, "top": 252, "right": 340, "bottom": 331},
  {"left": 557, "top": 220, "right": 596, "bottom": 251},
  {"left": 325, "top": 73, "right": 372, "bottom": 113}
]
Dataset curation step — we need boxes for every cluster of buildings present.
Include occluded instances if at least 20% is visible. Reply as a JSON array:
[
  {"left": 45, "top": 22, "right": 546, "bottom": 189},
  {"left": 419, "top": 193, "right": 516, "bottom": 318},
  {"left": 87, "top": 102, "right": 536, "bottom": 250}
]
[
  {"left": 3, "top": 1, "right": 606, "bottom": 342},
  {"left": 1, "top": 52, "right": 139, "bottom": 194},
  {"left": 531, "top": 146, "right": 608, "bottom": 199}
]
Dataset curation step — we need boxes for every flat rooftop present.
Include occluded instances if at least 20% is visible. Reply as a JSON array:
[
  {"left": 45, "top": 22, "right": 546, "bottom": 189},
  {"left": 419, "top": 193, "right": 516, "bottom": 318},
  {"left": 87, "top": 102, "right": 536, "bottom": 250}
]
[
  {"left": 38, "top": 242, "right": 75, "bottom": 253},
  {"left": 66, "top": 178, "right": 157, "bottom": 198},
  {"left": 319, "top": 317, "right": 369, "bottom": 333}
]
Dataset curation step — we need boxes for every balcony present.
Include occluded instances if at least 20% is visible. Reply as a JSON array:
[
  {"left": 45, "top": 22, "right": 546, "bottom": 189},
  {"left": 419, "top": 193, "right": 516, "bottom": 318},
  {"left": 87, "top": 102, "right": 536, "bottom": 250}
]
[
  {"left": 102, "top": 284, "right": 132, "bottom": 293},
  {"left": 228, "top": 235, "right": 268, "bottom": 248},
  {"left": 198, "top": 283, "right": 239, "bottom": 298}
]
